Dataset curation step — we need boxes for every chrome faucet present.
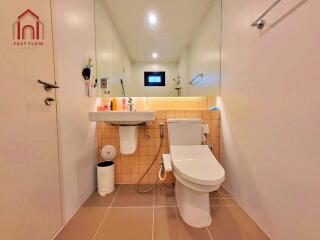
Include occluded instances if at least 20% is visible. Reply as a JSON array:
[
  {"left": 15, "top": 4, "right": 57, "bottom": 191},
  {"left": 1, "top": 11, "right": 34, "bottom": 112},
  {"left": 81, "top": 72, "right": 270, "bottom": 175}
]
[{"left": 128, "top": 97, "right": 135, "bottom": 112}]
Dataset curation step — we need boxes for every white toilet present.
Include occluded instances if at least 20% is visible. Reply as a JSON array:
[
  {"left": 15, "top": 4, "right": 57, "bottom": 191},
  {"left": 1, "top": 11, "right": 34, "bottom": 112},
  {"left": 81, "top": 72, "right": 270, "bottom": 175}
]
[{"left": 167, "top": 118, "right": 225, "bottom": 228}]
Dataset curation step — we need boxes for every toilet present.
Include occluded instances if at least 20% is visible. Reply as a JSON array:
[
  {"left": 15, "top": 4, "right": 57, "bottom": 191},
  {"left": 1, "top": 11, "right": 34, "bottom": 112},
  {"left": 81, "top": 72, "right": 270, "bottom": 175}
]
[{"left": 167, "top": 118, "right": 225, "bottom": 228}]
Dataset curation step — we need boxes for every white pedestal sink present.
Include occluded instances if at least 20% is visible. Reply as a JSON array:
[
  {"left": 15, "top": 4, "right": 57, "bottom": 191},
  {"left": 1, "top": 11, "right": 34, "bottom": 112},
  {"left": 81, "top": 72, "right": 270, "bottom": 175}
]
[
  {"left": 89, "top": 111, "right": 156, "bottom": 155},
  {"left": 89, "top": 111, "right": 156, "bottom": 125}
]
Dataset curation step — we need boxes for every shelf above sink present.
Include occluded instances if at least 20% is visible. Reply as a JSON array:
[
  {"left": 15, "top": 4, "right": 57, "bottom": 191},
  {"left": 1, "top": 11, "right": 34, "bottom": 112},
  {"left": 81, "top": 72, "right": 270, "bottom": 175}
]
[{"left": 89, "top": 111, "right": 156, "bottom": 126}]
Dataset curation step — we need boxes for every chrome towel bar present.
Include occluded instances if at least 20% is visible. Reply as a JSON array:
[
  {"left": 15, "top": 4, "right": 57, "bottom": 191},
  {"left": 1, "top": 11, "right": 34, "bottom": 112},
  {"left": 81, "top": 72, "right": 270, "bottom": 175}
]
[
  {"left": 252, "top": 0, "right": 282, "bottom": 29},
  {"left": 189, "top": 73, "right": 204, "bottom": 85}
]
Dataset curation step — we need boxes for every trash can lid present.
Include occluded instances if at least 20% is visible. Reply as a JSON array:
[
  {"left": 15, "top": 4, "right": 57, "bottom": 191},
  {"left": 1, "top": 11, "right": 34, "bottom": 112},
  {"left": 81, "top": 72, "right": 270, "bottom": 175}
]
[{"left": 97, "top": 161, "right": 114, "bottom": 167}]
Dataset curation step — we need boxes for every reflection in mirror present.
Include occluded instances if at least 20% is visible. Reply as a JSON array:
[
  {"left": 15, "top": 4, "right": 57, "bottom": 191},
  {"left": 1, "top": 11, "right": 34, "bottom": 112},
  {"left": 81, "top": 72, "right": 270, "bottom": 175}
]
[{"left": 95, "top": 0, "right": 221, "bottom": 97}]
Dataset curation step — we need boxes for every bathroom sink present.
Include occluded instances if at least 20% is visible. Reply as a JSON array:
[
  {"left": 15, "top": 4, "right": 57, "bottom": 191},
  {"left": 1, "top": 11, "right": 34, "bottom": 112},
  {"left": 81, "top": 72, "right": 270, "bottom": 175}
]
[{"left": 89, "top": 111, "right": 156, "bottom": 125}]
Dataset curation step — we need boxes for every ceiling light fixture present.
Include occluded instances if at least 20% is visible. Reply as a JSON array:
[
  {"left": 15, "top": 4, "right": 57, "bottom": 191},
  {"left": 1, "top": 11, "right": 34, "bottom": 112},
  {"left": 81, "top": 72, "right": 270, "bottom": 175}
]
[
  {"left": 148, "top": 13, "right": 157, "bottom": 25},
  {"left": 152, "top": 52, "right": 158, "bottom": 59}
]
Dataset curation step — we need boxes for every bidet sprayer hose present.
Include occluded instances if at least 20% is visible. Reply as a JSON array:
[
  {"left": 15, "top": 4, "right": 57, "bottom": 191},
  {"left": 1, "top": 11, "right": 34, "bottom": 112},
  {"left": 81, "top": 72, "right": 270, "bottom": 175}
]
[
  {"left": 136, "top": 123, "right": 165, "bottom": 194},
  {"left": 158, "top": 164, "right": 167, "bottom": 182}
]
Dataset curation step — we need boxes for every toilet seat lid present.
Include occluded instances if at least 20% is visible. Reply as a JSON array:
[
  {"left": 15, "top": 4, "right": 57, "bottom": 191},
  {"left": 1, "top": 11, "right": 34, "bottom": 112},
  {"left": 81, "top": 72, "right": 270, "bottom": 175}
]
[{"left": 170, "top": 145, "right": 225, "bottom": 186}]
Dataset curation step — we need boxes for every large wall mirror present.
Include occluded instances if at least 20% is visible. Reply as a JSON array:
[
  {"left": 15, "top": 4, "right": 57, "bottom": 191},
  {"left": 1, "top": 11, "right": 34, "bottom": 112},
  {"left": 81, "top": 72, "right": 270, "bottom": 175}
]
[{"left": 95, "top": 0, "right": 221, "bottom": 97}]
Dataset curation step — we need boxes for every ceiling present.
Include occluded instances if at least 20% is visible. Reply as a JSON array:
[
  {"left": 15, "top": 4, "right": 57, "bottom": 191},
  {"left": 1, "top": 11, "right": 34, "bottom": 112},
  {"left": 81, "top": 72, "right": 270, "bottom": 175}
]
[{"left": 102, "top": 0, "right": 213, "bottom": 62}]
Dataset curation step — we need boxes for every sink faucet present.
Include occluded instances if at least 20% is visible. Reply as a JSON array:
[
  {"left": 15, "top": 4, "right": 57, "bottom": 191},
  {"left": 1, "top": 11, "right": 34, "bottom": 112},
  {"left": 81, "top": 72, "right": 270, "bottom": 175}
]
[{"left": 128, "top": 97, "right": 135, "bottom": 112}]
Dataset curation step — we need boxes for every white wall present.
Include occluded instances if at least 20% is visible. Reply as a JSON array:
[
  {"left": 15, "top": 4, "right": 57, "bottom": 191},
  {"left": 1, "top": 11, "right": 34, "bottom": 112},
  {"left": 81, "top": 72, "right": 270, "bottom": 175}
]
[
  {"left": 220, "top": 0, "right": 320, "bottom": 239},
  {"left": 52, "top": 0, "right": 98, "bottom": 224},
  {"left": 178, "top": 48, "right": 190, "bottom": 96},
  {"left": 131, "top": 62, "right": 179, "bottom": 97},
  {"left": 95, "top": 0, "right": 132, "bottom": 97},
  {"left": 180, "top": 0, "right": 221, "bottom": 97}
]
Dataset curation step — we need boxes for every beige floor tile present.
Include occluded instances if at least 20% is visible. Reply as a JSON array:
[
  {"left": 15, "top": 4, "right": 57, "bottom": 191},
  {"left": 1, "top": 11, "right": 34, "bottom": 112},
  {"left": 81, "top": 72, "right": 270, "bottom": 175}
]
[
  {"left": 209, "top": 186, "right": 232, "bottom": 199},
  {"left": 154, "top": 184, "right": 177, "bottom": 207},
  {"left": 56, "top": 184, "right": 270, "bottom": 240},
  {"left": 95, "top": 208, "right": 153, "bottom": 240},
  {"left": 153, "top": 207, "right": 212, "bottom": 240},
  {"left": 54, "top": 207, "right": 106, "bottom": 240},
  {"left": 82, "top": 186, "right": 119, "bottom": 207},
  {"left": 210, "top": 198, "right": 238, "bottom": 205},
  {"left": 111, "top": 184, "right": 154, "bottom": 207},
  {"left": 208, "top": 206, "right": 270, "bottom": 240}
]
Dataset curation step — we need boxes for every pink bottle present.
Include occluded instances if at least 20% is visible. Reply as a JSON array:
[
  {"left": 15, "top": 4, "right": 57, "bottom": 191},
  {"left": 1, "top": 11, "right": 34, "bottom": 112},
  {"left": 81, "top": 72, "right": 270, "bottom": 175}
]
[{"left": 122, "top": 98, "right": 127, "bottom": 111}]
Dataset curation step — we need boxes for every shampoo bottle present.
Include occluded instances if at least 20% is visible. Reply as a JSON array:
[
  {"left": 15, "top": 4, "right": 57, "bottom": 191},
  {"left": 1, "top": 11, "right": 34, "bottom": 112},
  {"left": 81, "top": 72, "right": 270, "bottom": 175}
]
[{"left": 112, "top": 98, "right": 118, "bottom": 110}]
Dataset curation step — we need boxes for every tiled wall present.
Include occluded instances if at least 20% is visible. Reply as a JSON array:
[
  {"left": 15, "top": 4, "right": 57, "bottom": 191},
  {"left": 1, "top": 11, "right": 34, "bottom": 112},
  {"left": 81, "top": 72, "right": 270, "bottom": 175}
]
[
  {"left": 99, "top": 97, "right": 216, "bottom": 111},
  {"left": 97, "top": 97, "right": 220, "bottom": 184}
]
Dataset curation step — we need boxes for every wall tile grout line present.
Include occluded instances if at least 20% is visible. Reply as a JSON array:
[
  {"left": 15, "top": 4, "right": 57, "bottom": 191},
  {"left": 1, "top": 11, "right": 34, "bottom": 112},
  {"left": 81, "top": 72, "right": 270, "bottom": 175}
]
[
  {"left": 92, "top": 185, "right": 122, "bottom": 240},
  {"left": 97, "top": 107, "right": 220, "bottom": 185},
  {"left": 152, "top": 187, "right": 155, "bottom": 240}
]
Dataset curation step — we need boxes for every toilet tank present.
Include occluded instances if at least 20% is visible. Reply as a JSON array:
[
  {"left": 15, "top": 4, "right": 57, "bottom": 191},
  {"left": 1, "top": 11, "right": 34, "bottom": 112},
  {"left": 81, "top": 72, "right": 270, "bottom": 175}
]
[{"left": 167, "top": 118, "right": 203, "bottom": 145}]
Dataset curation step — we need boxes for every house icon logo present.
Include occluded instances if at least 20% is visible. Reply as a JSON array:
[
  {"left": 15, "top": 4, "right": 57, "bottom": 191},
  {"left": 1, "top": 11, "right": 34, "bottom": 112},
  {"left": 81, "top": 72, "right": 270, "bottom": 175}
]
[{"left": 13, "top": 9, "right": 44, "bottom": 47}]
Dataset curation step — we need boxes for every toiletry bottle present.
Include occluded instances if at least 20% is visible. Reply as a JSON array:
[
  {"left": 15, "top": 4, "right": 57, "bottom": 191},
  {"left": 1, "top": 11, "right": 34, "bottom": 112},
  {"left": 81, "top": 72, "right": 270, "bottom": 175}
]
[
  {"left": 112, "top": 98, "right": 118, "bottom": 110},
  {"left": 110, "top": 100, "right": 113, "bottom": 111},
  {"left": 104, "top": 103, "right": 109, "bottom": 111},
  {"left": 122, "top": 98, "right": 127, "bottom": 111}
]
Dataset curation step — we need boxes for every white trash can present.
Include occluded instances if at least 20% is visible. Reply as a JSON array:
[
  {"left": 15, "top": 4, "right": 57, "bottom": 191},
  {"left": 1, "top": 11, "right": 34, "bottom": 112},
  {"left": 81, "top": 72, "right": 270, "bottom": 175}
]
[
  {"left": 97, "top": 161, "right": 115, "bottom": 197},
  {"left": 97, "top": 145, "right": 117, "bottom": 197}
]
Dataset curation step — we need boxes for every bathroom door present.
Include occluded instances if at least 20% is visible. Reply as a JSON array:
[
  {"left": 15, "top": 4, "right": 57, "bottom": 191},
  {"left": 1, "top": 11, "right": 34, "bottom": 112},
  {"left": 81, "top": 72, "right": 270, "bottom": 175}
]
[{"left": 0, "top": 1, "right": 62, "bottom": 240}]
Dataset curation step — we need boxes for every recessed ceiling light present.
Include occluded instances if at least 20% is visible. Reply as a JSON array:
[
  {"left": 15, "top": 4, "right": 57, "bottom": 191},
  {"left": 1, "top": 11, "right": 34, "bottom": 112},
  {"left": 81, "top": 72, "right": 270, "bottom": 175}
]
[
  {"left": 148, "top": 13, "right": 157, "bottom": 25},
  {"left": 152, "top": 52, "right": 158, "bottom": 59}
]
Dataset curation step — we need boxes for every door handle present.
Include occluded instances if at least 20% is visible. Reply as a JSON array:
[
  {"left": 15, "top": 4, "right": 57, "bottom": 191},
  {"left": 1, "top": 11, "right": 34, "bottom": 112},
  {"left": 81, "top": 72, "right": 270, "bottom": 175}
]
[
  {"left": 37, "top": 80, "right": 59, "bottom": 91},
  {"left": 45, "top": 97, "right": 55, "bottom": 106}
]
